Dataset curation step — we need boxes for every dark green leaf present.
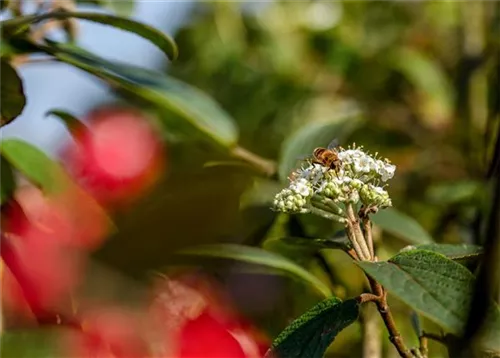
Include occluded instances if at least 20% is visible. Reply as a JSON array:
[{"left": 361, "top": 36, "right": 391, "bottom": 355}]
[
  {"left": 1, "top": 154, "right": 15, "bottom": 204},
  {"left": 1, "top": 58, "right": 26, "bottom": 126},
  {"left": 402, "top": 243, "right": 483, "bottom": 267},
  {"left": 177, "top": 244, "right": 332, "bottom": 298},
  {"left": 3, "top": 10, "right": 177, "bottom": 60},
  {"left": 0, "top": 139, "right": 67, "bottom": 193},
  {"left": 357, "top": 249, "right": 474, "bottom": 334},
  {"left": 273, "top": 234, "right": 352, "bottom": 252},
  {"left": 45, "top": 109, "right": 82, "bottom": 132},
  {"left": 265, "top": 297, "right": 359, "bottom": 358},
  {"left": 278, "top": 113, "right": 363, "bottom": 180},
  {"left": 371, "top": 207, "right": 433, "bottom": 244},
  {"left": 41, "top": 42, "right": 238, "bottom": 148}
]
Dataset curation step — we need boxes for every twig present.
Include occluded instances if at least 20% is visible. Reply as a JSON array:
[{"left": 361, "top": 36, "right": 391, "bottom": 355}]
[
  {"left": 346, "top": 248, "right": 360, "bottom": 261},
  {"left": 367, "top": 280, "right": 413, "bottom": 358},
  {"left": 418, "top": 336, "right": 428, "bottom": 358},
  {"left": 358, "top": 293, "right": 380, "bottom": 304},
  {"left": 422, "top": 332, "right": 447, "bottom": 344}
]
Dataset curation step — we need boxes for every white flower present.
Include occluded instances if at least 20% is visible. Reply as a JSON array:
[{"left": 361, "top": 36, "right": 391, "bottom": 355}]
[
  {"left": 337, "top": 149, "right": 364, "bottom": 165},
  {"left": 354, "top": 154, "right": 375, "bottom": 174},
  {"left": 380, "top": 163, "right": 396, "bottom": 182},
  {"left": 290, "top": 178, "right": 312, "bottom": 197}
]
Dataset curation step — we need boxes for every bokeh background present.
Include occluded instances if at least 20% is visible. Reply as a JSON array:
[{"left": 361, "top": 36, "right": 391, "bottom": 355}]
[{"left": 2, "top": 1, "right": 499, "bottom": 357}]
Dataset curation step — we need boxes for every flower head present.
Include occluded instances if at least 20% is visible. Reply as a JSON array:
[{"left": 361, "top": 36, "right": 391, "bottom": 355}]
[{"left": 273, "top": 144, "right": 396, "bottom": 220}]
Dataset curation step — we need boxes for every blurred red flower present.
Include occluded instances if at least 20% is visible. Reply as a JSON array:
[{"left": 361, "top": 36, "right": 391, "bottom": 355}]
[
  {"left": 61, "top": 107, "right": 165, "bottom": 207},
  {"left": 149, "top": 276, "right": 270, "bottom": 358},
  {"left": 177, "top": 309, "right": 267, "bottom": 358},
  {"left": 63, "top": 306, "right": 149, "bottom": 358},
  {"left": 12, "top": 186, "right": 109, "bottom": 250},
  {"left": 1, "top": 185, "right": 109, "bottom": 320}
]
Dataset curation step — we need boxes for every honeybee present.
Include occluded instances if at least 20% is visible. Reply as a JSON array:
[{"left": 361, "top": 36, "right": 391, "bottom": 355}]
[{"left": 312, "top": 139, "right": 342, "bottom": 171}]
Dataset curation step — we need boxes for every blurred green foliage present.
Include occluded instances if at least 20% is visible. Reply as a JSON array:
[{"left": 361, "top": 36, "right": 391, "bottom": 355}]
[
  {"left": 2, "top": 1, "right": 499, "bottom": 357},
  {"left": 104, "top": 2, "right": 496, "bottom": 356}
]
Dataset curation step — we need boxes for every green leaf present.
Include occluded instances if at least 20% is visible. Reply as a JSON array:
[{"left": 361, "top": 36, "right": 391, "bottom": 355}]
[
  {"left": 371, "top": 207, "right": 433, "bottom": 244},
  {"left": 0, "top": 139, "right": 66, "bottom": 193},
  {"left": 272, "top": 233, "right": 352, "bottom": 252},
  {"left": 278, "top": 113, "right": 362, "bottom": 180},
  {"left": 1, "top": 154, "right": 15, "bottom": 204},
  {"left": 265, "top": 297, "right": 359, "bottom": 358},
  {"left": 0, "top": 329, "right": 60, "bottom": 358},
  {"left": 1, "top": 58, "right": 26, "bottom": 126},
  {"left": 401, "top": 243, "right": 483, "bottom": 267},
  {"left": 76, "top": 0, "right": 135, "bottom": 16},
  {"left": 177, "top": 244, "right": 332, "bottom": 298},
  {"left": 357, "top": 249, "right": 474, "bottom": 334},
  {"left": 45, "top": 109, "right": 82, "bottom": 132},
  {"left": 2, "top": 10, "right": 177, "bottom": 61},
  {"left": 41, "top": 42, "right": 238, "bottom": 148},
  {"left": 390, "top": 47, "right": 453, "bottom": 122},
  {"left": 104, "top": 0, "right": 135, "bottom": 17},
  {"left": 426, "top": 180, "right": 483, "bottom": 205}
]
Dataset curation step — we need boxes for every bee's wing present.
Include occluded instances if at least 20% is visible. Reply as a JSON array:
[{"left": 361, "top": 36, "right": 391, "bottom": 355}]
[{"left": 327, "top": 138, "right": 340, "bottom": 150}]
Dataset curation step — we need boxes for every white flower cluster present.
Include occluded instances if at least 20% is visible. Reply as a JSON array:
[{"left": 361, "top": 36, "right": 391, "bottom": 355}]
[
  {"left": 337, "top": 148, "right": 396, "bottom": 183},
  {"left": 273, "top": 144, "right": 395, "bottom": 219},
  {"left": 273, "top": 178, "right": 313, "bottom": 213}
]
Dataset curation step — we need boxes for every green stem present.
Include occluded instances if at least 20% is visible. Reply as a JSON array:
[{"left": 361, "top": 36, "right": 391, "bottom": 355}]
[
  {"left": 231, "top": 146, "right": 276, "bottom": 177},
  {"left": 311, "top": 196, "right": 344, "bottom": 216},
  {"left": 309, "top": 206, "right": 345, "bottom": 223}
]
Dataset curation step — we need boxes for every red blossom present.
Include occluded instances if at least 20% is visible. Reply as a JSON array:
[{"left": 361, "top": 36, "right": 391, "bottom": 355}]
[
  {"left": 1, "top": 234, "right": 82, "bottom": 315},
  {"left": 61, "top": 107, "right": 164, "bottom": 207},
  {"left": 149, "top": 276, "right": 269, "bottom": 358},
  {"left": 63, "top": 306, "right": 149, "bottom": 358},
  {"left": 12, "top": 186, "right": 109, "bottom": 250},
  {"left": 0, "top": 186, "right": 106, "bottom": 318}
]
